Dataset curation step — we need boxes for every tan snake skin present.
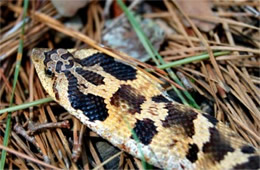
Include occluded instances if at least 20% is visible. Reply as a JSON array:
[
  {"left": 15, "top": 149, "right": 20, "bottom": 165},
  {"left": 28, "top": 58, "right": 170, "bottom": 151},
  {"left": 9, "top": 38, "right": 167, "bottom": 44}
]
[{"left": 32, "top": 48, "right": 259, "bottom": 170}]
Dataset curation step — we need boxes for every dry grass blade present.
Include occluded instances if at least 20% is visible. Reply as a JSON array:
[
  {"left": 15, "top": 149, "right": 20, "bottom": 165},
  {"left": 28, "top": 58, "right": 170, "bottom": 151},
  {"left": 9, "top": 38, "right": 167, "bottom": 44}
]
[{"left": 0, "top": 0, "right": 29, "bottom": 168}]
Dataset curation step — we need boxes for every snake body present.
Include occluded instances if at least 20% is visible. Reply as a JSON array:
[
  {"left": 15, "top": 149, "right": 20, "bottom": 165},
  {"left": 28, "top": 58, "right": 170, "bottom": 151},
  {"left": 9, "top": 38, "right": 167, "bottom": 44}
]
[{"left": 31, "top": 48, "right": 259, "bottom": 169}]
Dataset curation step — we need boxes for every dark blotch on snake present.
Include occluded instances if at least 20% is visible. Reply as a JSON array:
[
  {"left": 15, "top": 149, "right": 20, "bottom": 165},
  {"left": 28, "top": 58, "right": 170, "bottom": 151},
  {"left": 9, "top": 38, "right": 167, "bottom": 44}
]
[
  {"left": 241, "top": 145, "right": 256, "bottom": 154},
  {"left": 75, "top": 67, "right": 105, "bottom": 86},
  {"left": 162, "top": 103, "right": 198, "bottom": 138},
  {"left": 75, "top": 52, "right": 137, "bottom": 81},
  {"left": 55, "top": 61, "right": 63, "bottom": 73},
  {"left": 233, "top": 155, "right": 260, "bottom": 169},
  {"left": 61, "top": 52, "right": 73, "bottom": 60},
  {"left": 152, "top": 94, "right": 170, "bottom": 103},
  {"left": 202, "top": 127, "right": 235, "bottom": 163},
  {"left": 202, "top": 113, "right": 218, "bottom": 126},
  {"left": 186, "top": 144, "right": 199, "bottom": 163},
  {"left": 44, "top": 49, "right": 57, "bottom": 65},
  {"left": 131, "top": 118, "right": 158, "bottom": 145},
  {"left": 110, "top": 85, "right": 145, "bottom": 114},
  {"left": 65, "top": 60, "right": 74, "bottom": 69},
  {"left": 64, "top": 71, "right": 108, "bottom": 121}
]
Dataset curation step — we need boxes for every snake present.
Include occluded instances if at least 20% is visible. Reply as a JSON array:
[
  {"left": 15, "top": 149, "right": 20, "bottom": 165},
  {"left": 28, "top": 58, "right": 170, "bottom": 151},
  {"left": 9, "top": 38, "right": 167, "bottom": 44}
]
[{"left": 31, "top": 48, "right": 259, "bottom": 169}]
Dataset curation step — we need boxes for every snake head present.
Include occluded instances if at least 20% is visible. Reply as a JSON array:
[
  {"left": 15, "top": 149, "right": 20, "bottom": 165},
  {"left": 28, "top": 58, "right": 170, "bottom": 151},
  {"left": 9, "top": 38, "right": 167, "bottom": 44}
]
[
  {"left": 31, "top": 48, "right": 76, "bottom": 99},
  {"left": 32, "top": 48, "right": 76, "bottom": 76}
]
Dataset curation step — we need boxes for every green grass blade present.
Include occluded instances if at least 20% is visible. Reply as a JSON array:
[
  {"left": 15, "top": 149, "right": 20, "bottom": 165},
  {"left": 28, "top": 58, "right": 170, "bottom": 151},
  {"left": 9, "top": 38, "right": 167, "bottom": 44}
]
[
  {"left": 128, "top": 124, "right": 147, "bottom": 169},
  {"left": 0, "top": 97, "right": 53, "bottom": 115},
  {"left": 0, "top": 0, "right": 29, "bottom": 169},
  {"left": 116, "top": 0, "right": 160, "bottom": 66},
  {"left": 158, "top": 51, "right": 231, "bottom": 69}
]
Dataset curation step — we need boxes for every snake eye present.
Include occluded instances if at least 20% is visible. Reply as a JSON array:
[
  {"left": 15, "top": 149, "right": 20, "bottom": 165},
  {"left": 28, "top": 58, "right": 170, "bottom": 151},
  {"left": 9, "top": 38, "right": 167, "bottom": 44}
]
[{"left": 45, "top": 67, "right": 54, "bottom": 77}]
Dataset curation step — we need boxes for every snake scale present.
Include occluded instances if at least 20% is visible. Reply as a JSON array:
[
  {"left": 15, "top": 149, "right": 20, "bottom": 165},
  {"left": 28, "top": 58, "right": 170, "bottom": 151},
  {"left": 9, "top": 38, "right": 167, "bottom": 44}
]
[{"left": 31, "top": 48, "right": 259, "bottom": 169}]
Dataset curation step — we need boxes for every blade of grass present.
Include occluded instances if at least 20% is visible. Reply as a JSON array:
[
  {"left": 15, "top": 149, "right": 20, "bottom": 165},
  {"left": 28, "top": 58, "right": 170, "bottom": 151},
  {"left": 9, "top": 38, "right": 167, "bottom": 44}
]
[
  {"left": 158, "top": 51, "right": 231, "bottom": 69},
  {"left": 116, "top": 0, "right": 160, "bottom": 66},
  {"left": 117, "top": 0, "right": 200, "bottom": 108},
  {"left": 0, "top": 97, "right": 53, "bottom": 114},
  {"left": 0, "top": 0, "right": 29, "bottom": 169},
  {"left": 130, "top": 129, "right": 146, "bottom": 169}
]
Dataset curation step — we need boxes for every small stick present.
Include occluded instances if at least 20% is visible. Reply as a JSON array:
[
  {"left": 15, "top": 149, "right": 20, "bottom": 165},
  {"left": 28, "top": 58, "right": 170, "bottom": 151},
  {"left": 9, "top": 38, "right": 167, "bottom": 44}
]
[
  {"left": 14, "top": 123, "right": 37, "bottom": 147},
  {"left": 28, "top": 120, "right": 70, "bottom": 135}
]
